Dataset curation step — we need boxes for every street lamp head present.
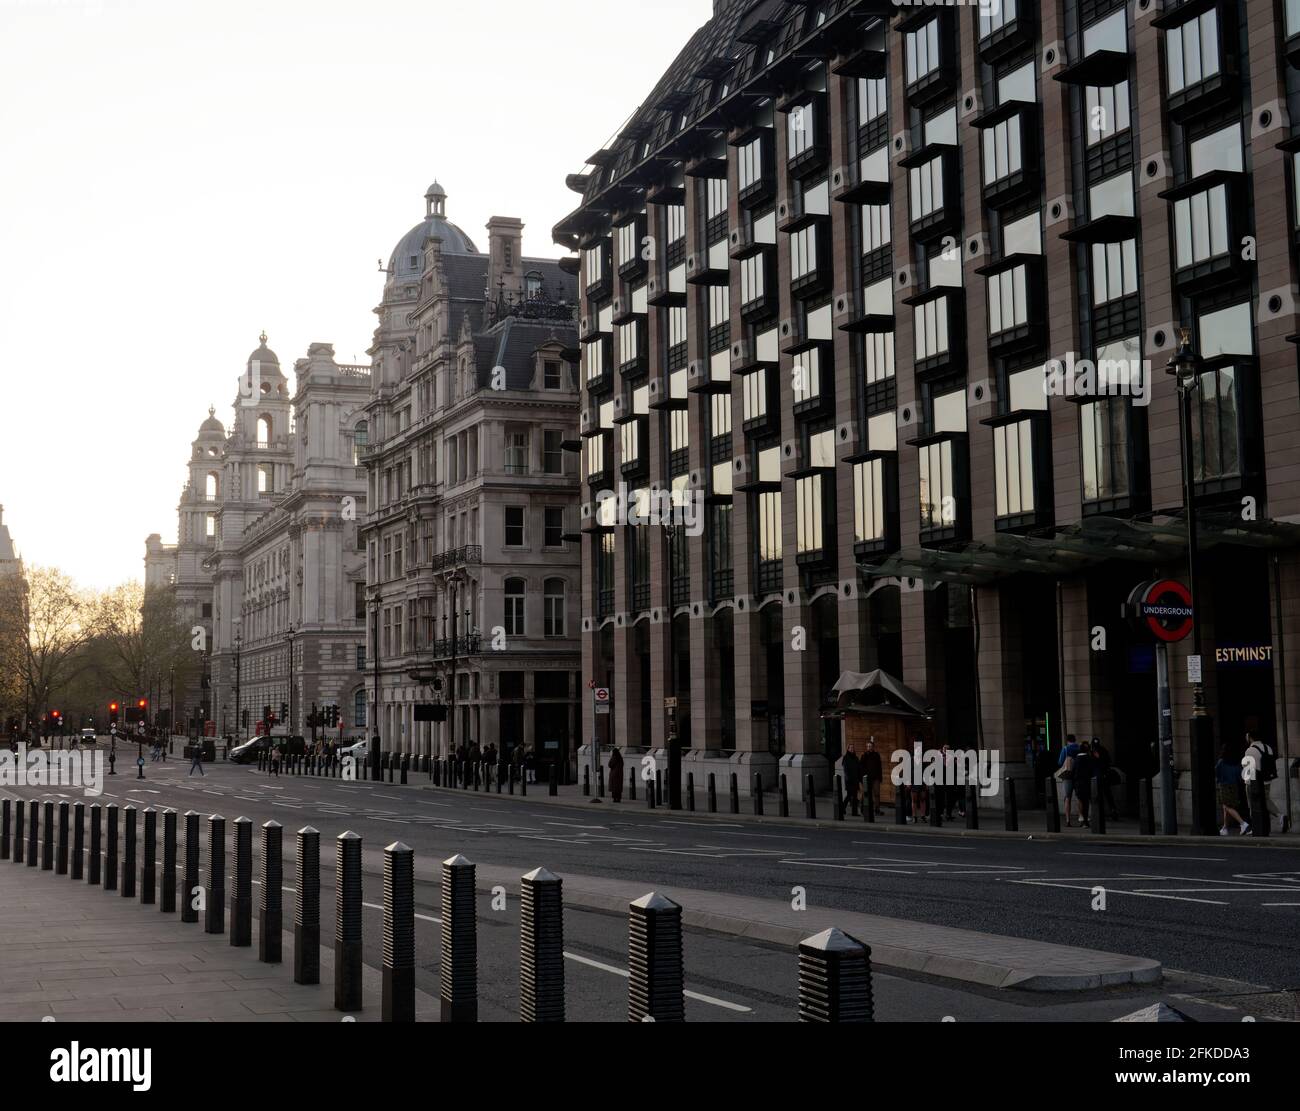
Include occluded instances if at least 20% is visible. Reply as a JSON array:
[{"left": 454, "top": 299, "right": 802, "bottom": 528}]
[{"left": 1165, "top": 325, "right": 1200, "bottom": 387}]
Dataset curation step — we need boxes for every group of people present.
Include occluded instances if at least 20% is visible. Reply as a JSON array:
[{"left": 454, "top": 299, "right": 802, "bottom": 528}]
[
  {"left": 1050, "top": 734, "right": 1120, "bottom": 828},
  {"left": 1215, "top": 731, "right": 1289, "bottom": 835},
  {"left": 452, "top": 741, "right": 538, "bottom": 783},
  {"left": 837, "top": 740, "right": 885, "bottom": 818}
]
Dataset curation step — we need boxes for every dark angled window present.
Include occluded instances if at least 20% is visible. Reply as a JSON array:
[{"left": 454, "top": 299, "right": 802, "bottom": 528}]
[
  {"left": 1085, "top": 82, "right": 1130, "bottom": 145},
  {"left": 738, "top": 136, "right": 765, "bottom": 191},
  {"left": 979, "top": 0, "right": 1015, "bottom": 38},
  {"left": 1081, "top": 397, "right": 1130, "bottom": 501},
  {"left": 1191, "top": 367, "right": 1240, "bottom": 483},
  {"left": 909, "top": 156, "right": 945, "bottom": 221},
  {"left": 993, "top": 419, "right": 1035, "bottom": 518},
  {"left": 905, "top": 18, "right": 940, "bottom": 84},
  {"left": 790, "top": 225, "right": 818, "bottom": 281},
  {"left": 1091, "top": 240, "right": 1138, "bottom": 306},
  {"left": 853, "top": 458, "right": 886, "bottom": 543},
  {"left": 1173, "top": 187, "right": 1229, "bottom": 270},
  {"left": 1166, "top": 8, "right": 1220, "bottom": 95}
]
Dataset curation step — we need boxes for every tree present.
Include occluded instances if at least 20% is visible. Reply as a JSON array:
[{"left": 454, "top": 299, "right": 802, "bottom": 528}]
[
  {"left": 93, "top": 582, "right": 198, "bottom": 728},
  {"left": 0, "top": 566, "right": 27, "bottom": 733},
  {"left": 19, "top": 566, "right": 95, "bottom": 735}
]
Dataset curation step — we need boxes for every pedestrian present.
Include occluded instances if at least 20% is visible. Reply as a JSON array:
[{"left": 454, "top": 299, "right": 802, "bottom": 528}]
[
  {"left": 524, "top": 746, "right": 536, "bottom": 784},
  {"left": 1217, "top": 744, "right": 1250, "bottom": 835},
  {"left": 863, "top": 738, "right": 883, "bottom": 817},
  {"left": 188, "top": 743, "right": 205, "bottom": 777},
  {"left": 1072, "top": 739, "right": 1094, "bottom": 828},
  {"left": 841, "top": 748, "right": 861, "bottom": 816},
  {"left": 1242, "top": 731, "right": 1287, "bottom": 832},
  {"left": 1056, "top": 734, "right": 1082, "bottom": 827},
  {"left": 270, "top": 743, "right": 281, "bottom": 778},
  {"left": 608, "top": 746, "right": 624, "bottom": 803},
  {"left": 907, "top": 734, "right": 928, "bottom": 823},
  {"left": 1091, "top": 737, "right": 1120, "bottom": 821}
]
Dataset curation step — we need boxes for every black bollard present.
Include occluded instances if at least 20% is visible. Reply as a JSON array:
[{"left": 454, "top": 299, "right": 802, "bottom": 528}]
[
  {"left": 930, "top": 788, "right": 943, "bottom": 827},
  {"left": 56, "top": 801, "right": 68, "bottom": 875},
  {"left": 1250, "top": 778, "right": 1271, "bottom": 838},
  {"left": 520, "top": 764, "right": 527, "bottom": 796},
  {"left": 13, "top": 799, "right": 24, "bottom": 865},
  {"left": 1045, "top": 776, "right": 1061, "bottom": 833},
  {"left": 440, "top": 854, "right": 478, "bottom": 1023},
  {"left": 230, "top": 817, "right": 252, "bottom": 946},
  {"left": 549, "top": 762, "right": 558, "bottom": 797},
  {"left": 895, "top": 785, "right": 907, "bottom": 826},
  {"left": 1, "top": 798, "right": 8, "bottom": 861},
  {"left": 520, "top": 867, "right": 564, "bottom": 1023},
  {"left": 805, "top": 774, "right": 817, "bottom": 820},
  {"left": 335, "top": 831, "right": 363, "bottom": 1012},
  {"left": 729, "top": 773, "right": 740, "bottom": 815},
  {"left": 383, "top": 841, "right": 415, "bottom": 1022},
  {"left": 205, "top": 815, "right": 225, "bottom": 934},
  {"left": 627, "top": 767, "right": 634, "bottom": 801},
  {"left": 87, "top": 803, "right": 99, "bottom": 884},
  {"left": 1004, "top": 777, "right": 1018, "bottom": 832},
  {"left": 72, "top": 801, "right": 84, "bottom": 880},
  {"left": 1138, "top": 777, "right": 1155, "bottom": 836},
  {"left": 686, "top": 771, "right": 695, "bottom": 811},
  {"left": 628, "top": 893, "right": 684, "bottom": 1023},
  {"left": 753, "top": 773, "right": 764, "bottom": 816},
  {"left": 400, "top": 755, "right": 408, "bottom": 785},
  {"left": 863, "top": 786, "right": 874, "bottom": 824},
  {"left": 259, "top": 821, "right": 282, "bottom": 963},
  {"left": 42, "top": 800, "right": 54, "bottom": 870},
  {"left": 434, "top": 759, "right": 441, "bottom": 787},
  {"left": 706, "top": 772, "right": 716, "bottom": 813},
  {"left": 141, "top": 808, "right": 156, "bottom": 905},
  {"left": 833, "top": 775, "right": 844, "bottom": 822},
  {"left": 508, "top": 763, "right": 515, "bottom": 795},
  {"left": 965, "top": 786, "right": 979, "bottom": 830},
  {"left": 1092, "top": 778, "right": 1107, "bottom": 835},
  {"left": 597, "top": 763, "right": 605, "bottom": 799},
  {"left": 779, "top": 773, "right": 789, "bottom": 818},
  {"left": 797, "top": 927, "right": 873, "bottom": 1022},
  {"left": 583, "top": 766, "right": 590, "bottom": 797},
  {"left": 294, "top": 826, "right": 321, "bottom": 984},
  {"left": 104, "top": 805, "right": 118, "bottom": 890},
  {"left": 180, "top": 810, "right": 200, "bottom": 923},
  {"left": 121, "top": 807, "right": 136, "bottom": 898},
  {"left": 27, "top": 799, "right": 37, "bottom": 868},
  {"left": 646, "top": 774, "right": 656, "bottom": 809},
  {"left": 160, "top": 809, "right": 176, "bottom": 913}
]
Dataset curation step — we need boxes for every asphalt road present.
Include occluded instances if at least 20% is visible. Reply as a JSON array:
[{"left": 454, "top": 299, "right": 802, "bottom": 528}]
[{"left": 4, "top": 752, "right": 1298, "bottom": 1020}]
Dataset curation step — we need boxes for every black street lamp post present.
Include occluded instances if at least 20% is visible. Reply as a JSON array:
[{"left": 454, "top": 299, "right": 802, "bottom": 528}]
[
  {"left": 1167, "top": 327, "right": 1218, "bottom": 835},
  {"left": 370, "top": 591, "right": 382, "bottom": 775},
  {"left": 287, "top": 624, "right": 296, "bottom": 737},
  {"left": 233, "top": 629, "right": 242, "bottom": 737}
]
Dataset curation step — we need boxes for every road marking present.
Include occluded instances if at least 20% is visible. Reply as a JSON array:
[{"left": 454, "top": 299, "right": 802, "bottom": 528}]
[
  {"left": 1261, "top": 903, "right": 1300, "bottom": 907},
  {"left": 776, "top": 859, "right": 917, "bottom": 874},
  {"left": 850, "top": 839, "right": 975, "bottom": 851},
  {"left": 1007, "top": 879, "right": 1227, "bottom": 906},
  {"left": 1063, "top": 852, "right": 1226, "bottom": 862},
  {"left": 562, "top": 951, "right": 751, "bottom": 1013},
  {"left": 362, "top": 900, "right": 441, "bottom": 923}
]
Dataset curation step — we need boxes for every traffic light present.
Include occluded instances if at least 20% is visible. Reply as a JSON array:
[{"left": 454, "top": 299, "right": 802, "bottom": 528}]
[
  {"left": 109, "top": 702, "right": 120, "bottom": 726},
  {"left": 263, "top": 705, "right": 273, "bottom": 727},
  {"left": 281, "top": 702, "right": 289, "bottom": 723}
]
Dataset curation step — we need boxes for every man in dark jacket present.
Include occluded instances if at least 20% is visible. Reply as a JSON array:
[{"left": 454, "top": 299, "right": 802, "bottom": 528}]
[
  {"left": 841, "top": 750, "right": 862, "bottom": 816},
  {"left": 608, "top": 747, "right": 624, "bottom": 803},
  {"left": 862, "top": 739, "right": 884, "bottom": 817}
]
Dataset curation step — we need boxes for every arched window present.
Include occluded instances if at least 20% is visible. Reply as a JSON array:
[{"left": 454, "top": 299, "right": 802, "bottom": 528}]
[
  {"left": 257, "top": 416, "right": 272, "bottom": 446},
  {"left": 352, "top": 421, "right": 368, "bottom": 466},
  {"left": 205, "top": 473, "right": 218, "bottom": 501},
  {"left": 544, "top": 578, "right": 565, "bottom": 638},
  {"left": 353, "top": 688, "right": 367, "bottom": 729},
  {"left": 504, "top": 577, "right": 526, "bottom": 637},
  {"left": 525, "top": 271, "right": 543, "bottom": 299}
]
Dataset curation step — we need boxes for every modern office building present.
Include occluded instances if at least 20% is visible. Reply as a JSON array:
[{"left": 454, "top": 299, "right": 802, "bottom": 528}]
[
  {"left": 360, "top": 183, "right": 582, "bottom": 772},
  {"left": 554, "top": 0, "right": 1300, "bottom": 821}
]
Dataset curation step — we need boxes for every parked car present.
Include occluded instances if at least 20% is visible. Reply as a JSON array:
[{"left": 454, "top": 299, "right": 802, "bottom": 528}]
[
  {"left": 229, "top": 736, "right": 272, "bottom": 764},
  {"left": 342, "top": 740, "right": 370, "bottom": 761},
  {"left": 79, "top": 728, "right": 97, "bottom": 745}
]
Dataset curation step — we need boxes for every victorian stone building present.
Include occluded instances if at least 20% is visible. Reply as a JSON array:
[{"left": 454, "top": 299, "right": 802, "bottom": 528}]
[
  {"left": 360, "top": 183, "right": 582, "bottom": 773},
  {"left": 148, "top": 337, "right": 371, "bottom": 739},
  {"left": 555, "top": 0, "right": 1300, "bottom": 825}
]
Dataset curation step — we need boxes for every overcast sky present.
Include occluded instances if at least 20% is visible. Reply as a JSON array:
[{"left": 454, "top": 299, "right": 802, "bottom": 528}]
[{"left": 0, "top": 0, "right": 710, "bottom": 589}]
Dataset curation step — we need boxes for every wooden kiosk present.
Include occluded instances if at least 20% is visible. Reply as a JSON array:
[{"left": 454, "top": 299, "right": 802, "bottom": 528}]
[{"left": 827, "top": 670, "right": 935, "bottom": 804}]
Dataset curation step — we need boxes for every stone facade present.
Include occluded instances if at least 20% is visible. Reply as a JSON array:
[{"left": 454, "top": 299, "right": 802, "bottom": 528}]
[{"left": 360, "top": 183, "right": 582, "bottom": 773}]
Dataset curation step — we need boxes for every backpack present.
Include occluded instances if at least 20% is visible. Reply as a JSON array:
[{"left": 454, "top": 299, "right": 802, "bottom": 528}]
[{"left": 1257, "top": 745, "right": 1278, "bottom": 782}]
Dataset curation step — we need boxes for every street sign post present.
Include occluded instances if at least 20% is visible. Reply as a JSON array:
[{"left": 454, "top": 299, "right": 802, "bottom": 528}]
[{"left": 590, "top": 687, "right": 611, "bottom": 797}]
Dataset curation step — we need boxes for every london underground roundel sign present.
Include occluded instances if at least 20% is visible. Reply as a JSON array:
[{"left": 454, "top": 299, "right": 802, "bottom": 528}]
[{"left": 1132, "top": 579, "right": 1194, "bottom": 643}]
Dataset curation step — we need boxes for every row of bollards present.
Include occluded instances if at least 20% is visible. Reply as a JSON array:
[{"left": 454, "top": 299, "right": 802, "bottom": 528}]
[{"left": 3, "top": 796, "right": 878, "bottom": 1022}]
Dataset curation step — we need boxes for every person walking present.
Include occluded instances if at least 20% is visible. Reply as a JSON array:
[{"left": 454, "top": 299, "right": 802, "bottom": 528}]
[
  {"left": 1242, "top": 731, "right": 1287, "bottom": 833},
  {"left": 863, "top": 738, "right": 883, "bottom": 817},
  {"left": 1092, "top": 737, "right": 1120, "bottom": 821},
  {"left": 841, "top": 749, "right": 862, "bottom": 817},
  {"left": 1057, "top": 734, "right": 1082, "bottom": 827},
  {"left": 188, "top": 743, "right": 205, "bottom": 777},
  {"left": 1072, "top": 739, "right": 1095, "bottom": 829},
  {"left": 608, "top": 746, "right": 624, "bottom": 803},
  {"left": 1217, "top": 744, "right": 1251, "bottom": 835}
]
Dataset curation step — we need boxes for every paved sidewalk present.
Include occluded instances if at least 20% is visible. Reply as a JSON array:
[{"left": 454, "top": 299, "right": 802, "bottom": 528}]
[{"left": 0, "top": 859, "right": 438, "bottom": 1022}]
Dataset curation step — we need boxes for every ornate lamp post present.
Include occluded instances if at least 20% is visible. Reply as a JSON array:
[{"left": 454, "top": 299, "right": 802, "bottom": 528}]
[
  {"left": 286, "top": 624, "right": 297, "bottom": 736},
  {"left": 1166, "top": 327, "right": 1217, "bottom": 834},
  {"left": 369, "top": 590, "right": 382, "bottom": 772},
  {"left": 233, "top": 628, "right": 242, "bottom": 736}
]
